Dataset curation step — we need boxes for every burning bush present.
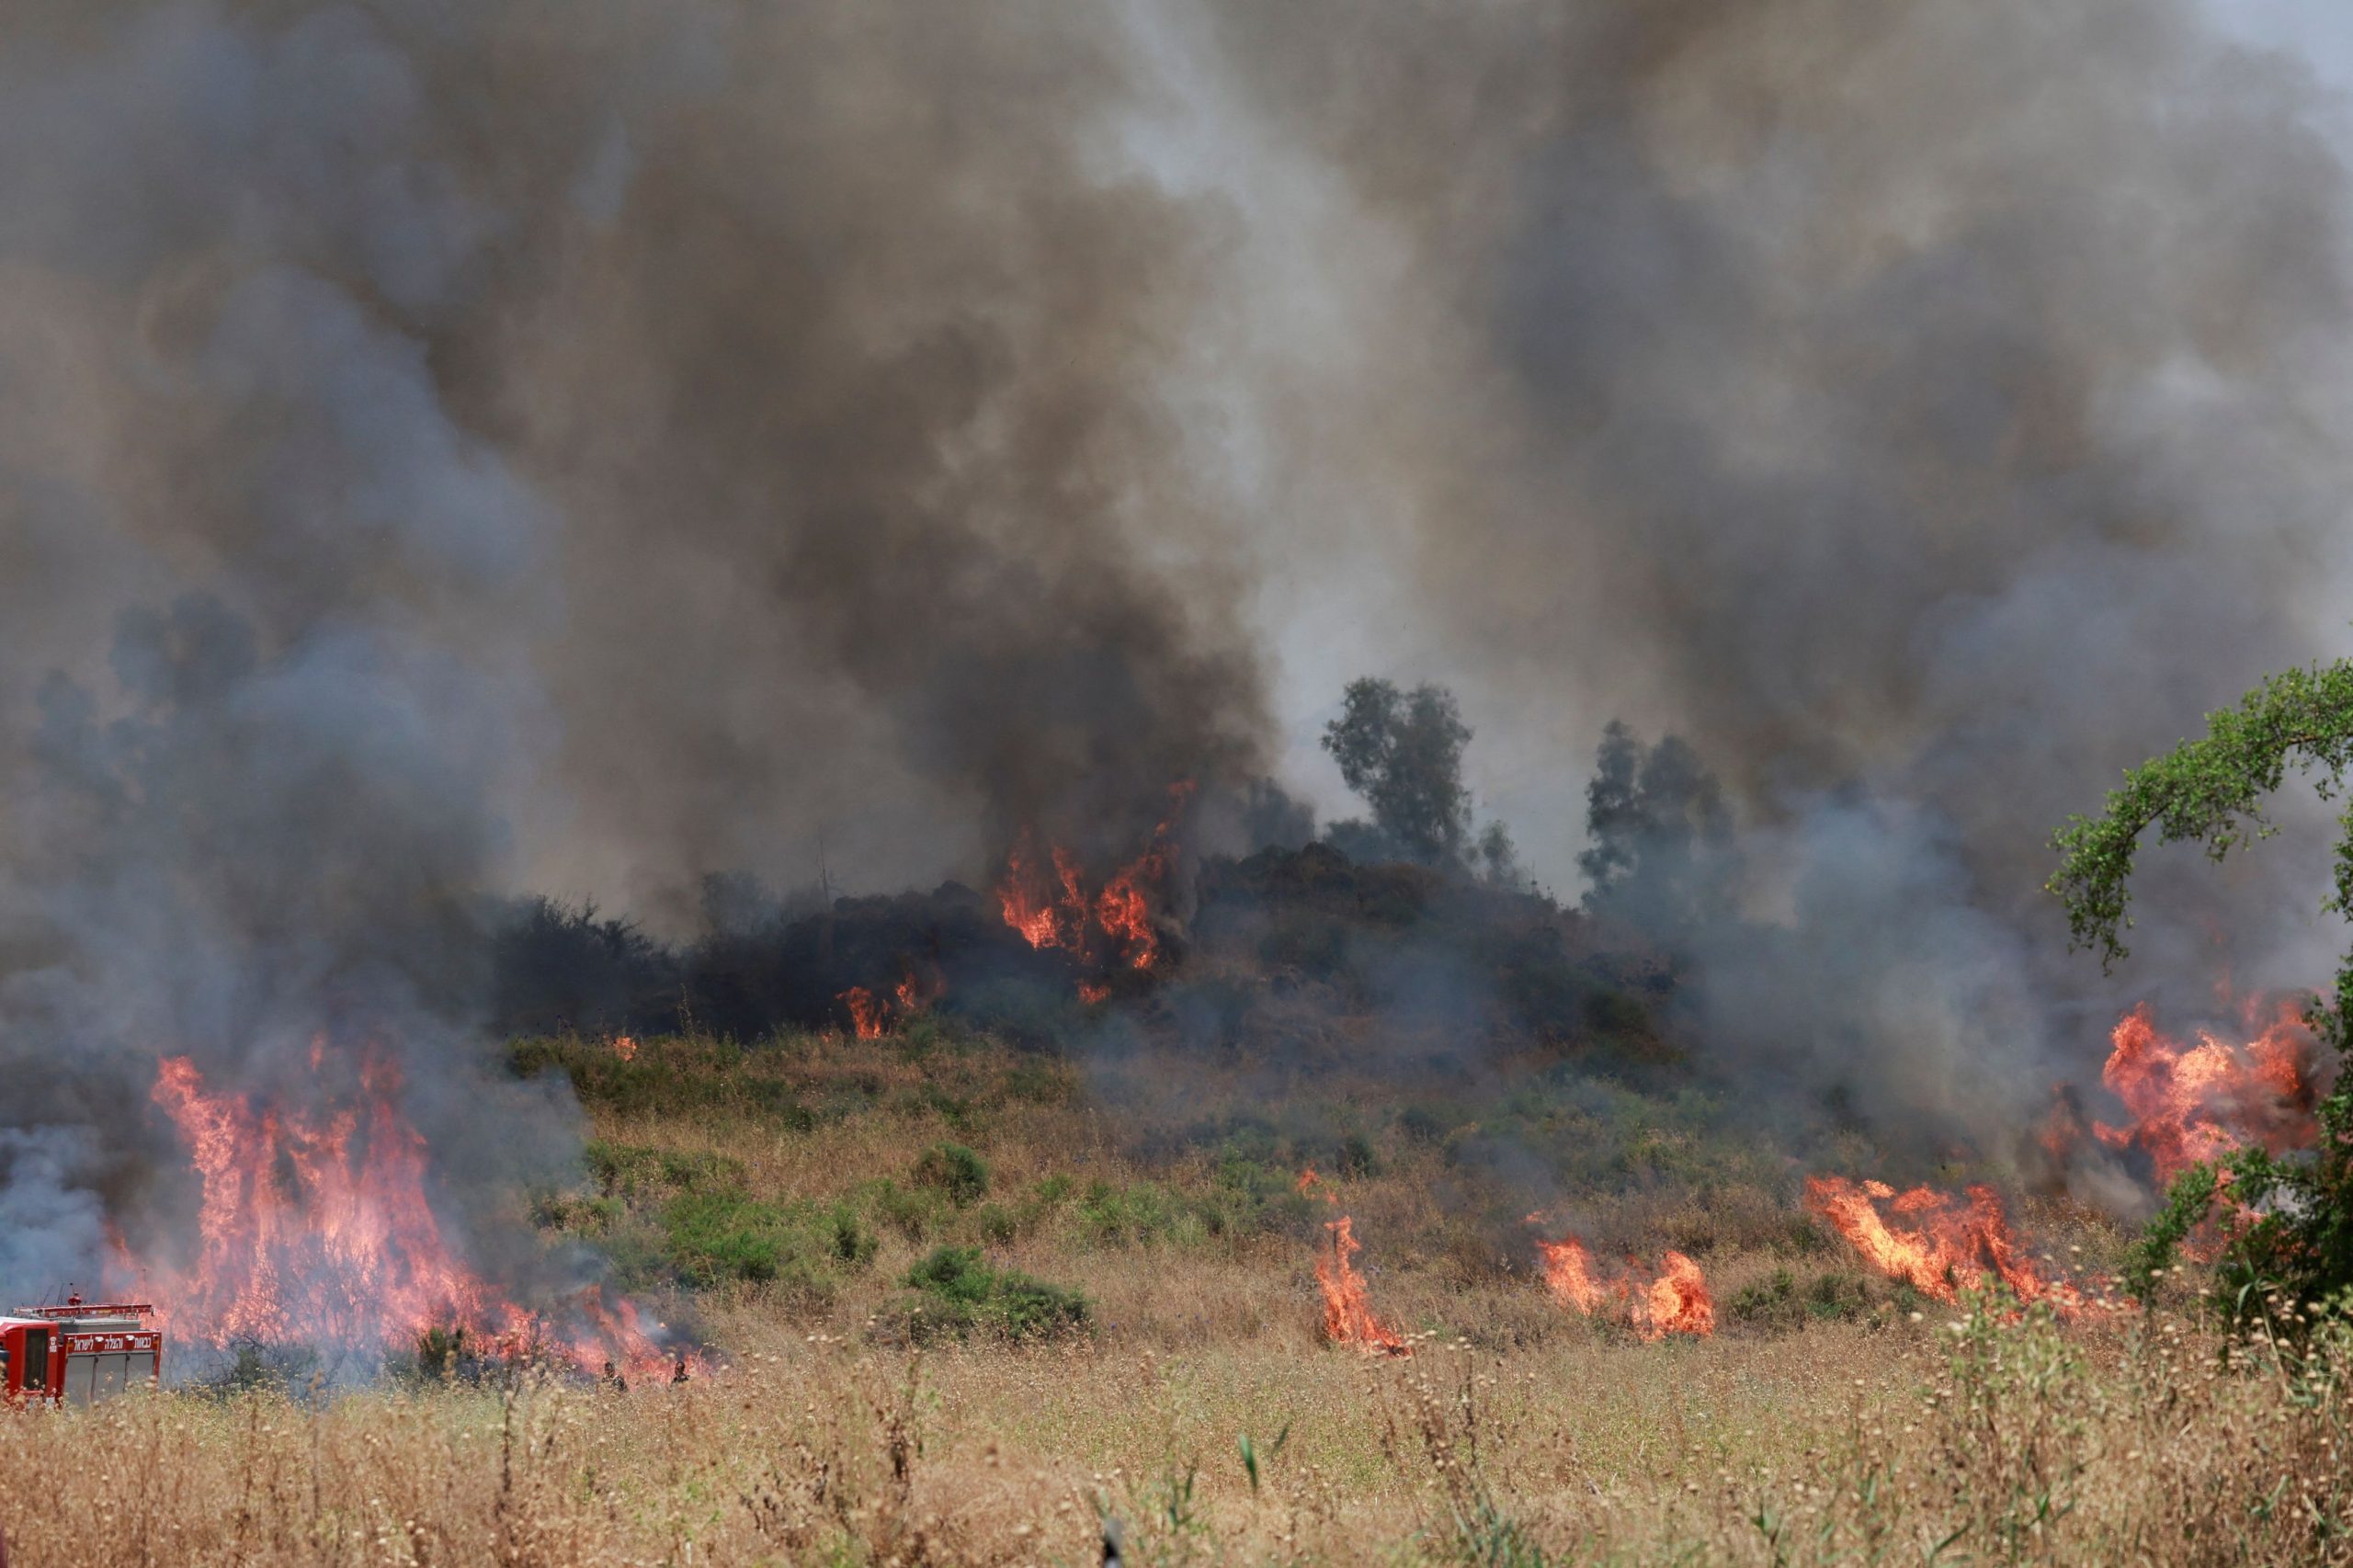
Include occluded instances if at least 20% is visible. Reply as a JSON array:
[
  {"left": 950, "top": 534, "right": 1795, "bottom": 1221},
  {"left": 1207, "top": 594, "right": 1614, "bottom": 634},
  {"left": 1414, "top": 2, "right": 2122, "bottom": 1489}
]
[{"left": 2051, "top": 658, "right": 2353, "bottom": 1327}]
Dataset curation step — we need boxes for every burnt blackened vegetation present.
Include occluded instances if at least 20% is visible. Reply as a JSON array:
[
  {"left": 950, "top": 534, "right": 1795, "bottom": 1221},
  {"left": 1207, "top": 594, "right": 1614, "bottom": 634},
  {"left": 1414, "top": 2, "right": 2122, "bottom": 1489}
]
[
  {"left": 1188, "top": 845, "right": 1671, "bottom": 1061},
  {"left": 490, "top": 838, "right": 1672, "bottom": 1064},
  {"left": 490, "top": 882, "right": 1073, "bottom": 1045},
  {"left": 489, "top": 699, "right": 1703, "bottom": 1071}
]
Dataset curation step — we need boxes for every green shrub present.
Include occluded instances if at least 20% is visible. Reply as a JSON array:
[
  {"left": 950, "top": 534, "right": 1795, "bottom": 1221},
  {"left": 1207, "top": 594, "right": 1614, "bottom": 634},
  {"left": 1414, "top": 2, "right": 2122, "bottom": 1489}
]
[
  {"left": 1729, "top": 1267, "right": 1874, "bottom": 1330},
  {"left": 974, "top": 1202, "right": 1021, "bottom": 1245},
  {"left": 658, "top": 1187, "right": 859, "bottom": 1296},
  {"left": 896, "top": 1245, "right": 1089, "bottom": 1343},
  {"left": 510, "top": 1036, "right": 816, "bottom": 1126},
  {"left": 866, "top": 1176, "right": 948, "bottom": 1242},
  {"left": 1002, "top": 1061, "right": 1076, "bottom": 1106},
  {"left": 1077, "top": 1180, "right": 1190, "bottom": 1248},
  {"left": 892, "top": 1084, "right": 977, "bottom": 1130},
  {"left": 912, "top": 1142, "right": 990, "bottom": 1206},
  {"left": 585, "top": 1140, "right": 746, "bottom": 1199}
]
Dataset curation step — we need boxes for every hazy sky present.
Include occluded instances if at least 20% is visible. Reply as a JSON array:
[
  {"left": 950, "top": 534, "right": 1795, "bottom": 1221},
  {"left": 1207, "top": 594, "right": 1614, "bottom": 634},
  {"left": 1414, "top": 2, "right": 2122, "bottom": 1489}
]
[{"left": 2214, "top": 0, "right": 2353, "bottom": 91}]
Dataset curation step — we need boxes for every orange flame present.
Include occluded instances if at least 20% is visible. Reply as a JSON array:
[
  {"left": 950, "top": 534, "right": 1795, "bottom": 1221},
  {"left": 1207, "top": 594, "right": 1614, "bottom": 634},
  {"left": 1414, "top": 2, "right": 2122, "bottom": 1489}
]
[
  {"left": 995, "top": 784, "right": 1193, "bottom": 975},
  {"left": 1315, "top": 1216, "right": 1410, "bottom": 1356},
  {"left": 1077, "top": 981, "right": 1110, "bottom": 1005},
  {"left": 1529, "top": 1232, "right": 1714, "bottom": 1339},
  {"left": 1532, "top": 1233, "right": 1607, "bottom": 1314},
  {"left": 611, "top": 1035, "right": 638, "bottom": 1062},
  {"left": 840, "top": 986, "right": 887, "bottom": 1040},
  {"left": 1804, "top": 1176, "right": 2092, "bottom": 1314},
  {"left": 137, "top": 1049, "right": 678, "bottom": 1381},
  {"left": 2092, "top": 1001, "right": 2319, "bottom": 1185},
  {"left": 998, "top": 835, "right": 1091, "bottom": 952}
]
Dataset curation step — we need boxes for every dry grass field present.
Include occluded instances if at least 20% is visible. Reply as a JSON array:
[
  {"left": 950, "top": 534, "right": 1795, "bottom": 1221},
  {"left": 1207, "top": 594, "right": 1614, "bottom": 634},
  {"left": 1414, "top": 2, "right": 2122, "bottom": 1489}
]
[{"left": 5, "top": 1030, "right": 2349, "bottom": 1565}]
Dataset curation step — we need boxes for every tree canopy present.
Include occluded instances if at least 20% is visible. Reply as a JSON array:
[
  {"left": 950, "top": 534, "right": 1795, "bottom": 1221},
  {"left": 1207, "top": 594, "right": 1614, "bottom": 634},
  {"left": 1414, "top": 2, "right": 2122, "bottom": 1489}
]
[
  {"left": 1320, "top": 677, "right": 1475, "bottom": 868},
  {"left": 1581, "top": 721, "right": 1733, "bottom": 939},
  {"left": 2049, "top": 660, "right": 2353, "bottom": 1317}
]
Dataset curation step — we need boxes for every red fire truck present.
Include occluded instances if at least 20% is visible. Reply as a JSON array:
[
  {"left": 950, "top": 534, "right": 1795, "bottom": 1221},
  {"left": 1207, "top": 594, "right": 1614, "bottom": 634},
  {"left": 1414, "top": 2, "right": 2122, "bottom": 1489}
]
[{"left": 0, "top": 1300, "right": 162, "bottom": 1404}]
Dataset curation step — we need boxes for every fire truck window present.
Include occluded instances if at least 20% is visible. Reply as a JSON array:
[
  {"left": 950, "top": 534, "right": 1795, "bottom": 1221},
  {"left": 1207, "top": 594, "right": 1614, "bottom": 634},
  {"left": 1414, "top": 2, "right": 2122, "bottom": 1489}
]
[{"left": 20, "top": 1329, "right": 46, "bottom": 1389}]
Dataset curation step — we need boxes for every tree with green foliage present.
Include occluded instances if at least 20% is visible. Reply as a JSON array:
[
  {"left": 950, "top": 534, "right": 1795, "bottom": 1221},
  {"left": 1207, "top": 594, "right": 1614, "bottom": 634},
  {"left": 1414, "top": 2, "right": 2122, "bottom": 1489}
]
[
  {"left": 1321, "top": 677, "right": 1476, "bottom": 867},
  {"left": 2048, "top": 661, "right": 2353, "bottom": 1320}
]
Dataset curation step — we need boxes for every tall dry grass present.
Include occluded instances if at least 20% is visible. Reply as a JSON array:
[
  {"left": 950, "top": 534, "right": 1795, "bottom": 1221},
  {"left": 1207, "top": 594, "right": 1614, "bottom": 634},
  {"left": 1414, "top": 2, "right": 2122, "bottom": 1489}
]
[
  {"left": 6, "top": 1031, "right": 2346, "bottom": 1563},
  {"left": 6, "top": 1295, "right": 2351, "bottom": 1564}
]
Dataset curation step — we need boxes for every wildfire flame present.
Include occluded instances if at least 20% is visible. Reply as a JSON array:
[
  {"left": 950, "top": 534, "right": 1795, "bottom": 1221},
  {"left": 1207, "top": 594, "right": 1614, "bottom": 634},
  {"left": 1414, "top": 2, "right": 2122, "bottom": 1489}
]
[
  {"left": 611, "top": 1035, "right": 639, "bottom": 1062},
  {"left": 1528, "top": 1226, "right": 1713, "bottom": 1339},
  {"left": 131, "top": 1049, "right": 681, "bottom": 1381},
  {"left": 840, "top": 986, "right": 887, "bottom": 1040},
  {"left": 1299, "top": 1167, "right": 1410, "bottom": 1355},
  {"left": 995, "top": 783, "right": 1193, "bottom": 982},
  {"left": 2088, "top": 1000, "right": 2319, "bottom": 1186},
  {"left": 1803, "top": 1176, "right": 2094, "bottom": 1314},
  {"left": 1315, "top": 1216, "right": 1411, "bottom": 1356},
  {"left": 837, "top": 963, "right": 944, "bottom": 1040},
  {"left": 997, "top": 838, "right": 1091, "bottom": 952}
]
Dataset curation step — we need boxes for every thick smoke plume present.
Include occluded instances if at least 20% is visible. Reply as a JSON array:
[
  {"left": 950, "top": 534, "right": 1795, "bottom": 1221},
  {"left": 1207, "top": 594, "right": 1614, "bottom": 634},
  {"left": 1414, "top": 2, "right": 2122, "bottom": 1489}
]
[
  {"left": 0, "top": 2, "right": 1267, "bottom": 1304},
  {"left": 3, "top": 0, "right": 2350, "bottom": 1296},
  {"left": 1188, "top": 0, "right": 2353, "bottom": 1171}
]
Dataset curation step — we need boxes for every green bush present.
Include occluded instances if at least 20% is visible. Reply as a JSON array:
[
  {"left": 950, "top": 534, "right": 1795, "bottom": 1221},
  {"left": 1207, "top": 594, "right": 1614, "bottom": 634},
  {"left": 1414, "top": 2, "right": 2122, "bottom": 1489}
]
[
  {"left": 1076, "top": 1180, "right": 1189, "bottom": 1248},
  {"left": 2049, "top": 661, "right": 2353, "bottom": 1329},
  {"left": 866, "top": 1176, "right": 948, "bottom": 1242},
  {"left": 1001, "top": 1061, "right": 1076, "bottom": 1106},
  {"left": 912, "top": 1142, "right": 990, "bottom": 1206},
  {"left": 974, "top": 1202, "right": 1021, "bottom": 1245},
  {"left": 897, "top": 1245, "right": 1089, "bottom": 1343},
  {"left": 663, "top": 1188, "right": 801, "bottom": 1287},
  {"left": 892, "top": 1083, "right": 976, "bottom": 1130},
  {"left": 585, "top": 1140, "right": 745, "bottom": 1199},
  {"left": 509, "top": 1036, "right": 816, "bottom": 1126},
  {"left": 1729, "top": 1267, "right": 1874, "bottom": 1330}
]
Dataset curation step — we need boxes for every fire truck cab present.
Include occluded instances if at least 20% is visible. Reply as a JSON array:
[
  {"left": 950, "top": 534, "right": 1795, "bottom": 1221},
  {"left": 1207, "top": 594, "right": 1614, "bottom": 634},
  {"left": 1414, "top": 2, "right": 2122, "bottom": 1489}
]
[{"left": 0, "top": 1300, "right": 162, "bottom": 1404}]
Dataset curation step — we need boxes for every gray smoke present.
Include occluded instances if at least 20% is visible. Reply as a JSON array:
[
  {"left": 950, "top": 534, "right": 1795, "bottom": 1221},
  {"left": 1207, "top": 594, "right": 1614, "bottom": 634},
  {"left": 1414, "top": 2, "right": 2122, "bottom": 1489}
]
[
  {"left": 3, "top": 0, "right": 2349, "bottom": 1298},
  {"left": 0, "top": 2, "right": 1270, "bottom": 1303},
  {"left": 1181, "top": 0, "right": 2353, "bottom": 1176}
]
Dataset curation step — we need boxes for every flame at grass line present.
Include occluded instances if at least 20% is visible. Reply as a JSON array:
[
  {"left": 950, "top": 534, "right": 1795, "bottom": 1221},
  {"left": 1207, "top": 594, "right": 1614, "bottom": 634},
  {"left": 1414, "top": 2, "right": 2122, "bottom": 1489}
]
[
  {"left": 838, "top": 963, "right": 945, "bottom": 1040},
  {"left": 1298, "top": 1168, "right": 1411, "bottom": 1356},
  {"left": 1803, "top": 1176, "right": 2098, "bottom": 1315},
  {"left": 1528, "top": 1225, "right": 1714, "bottom": 1340},
  {"left": 124, "top": 1050, "right": 687, "bottom": 1382},
  {"left": 611, "top": 1035, "right": 639, "bottom": 1062},
  {"left": 1315, "top": 1216, "right": 1412, "bottom": 1357},
  {"left": 840, "top": 986, "right": 888, "bottom": 1040}
]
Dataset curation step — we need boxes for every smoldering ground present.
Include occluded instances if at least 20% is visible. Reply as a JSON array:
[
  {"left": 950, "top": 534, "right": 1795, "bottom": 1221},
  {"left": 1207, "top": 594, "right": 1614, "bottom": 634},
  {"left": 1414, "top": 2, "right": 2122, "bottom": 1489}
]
[{"left": 1, "top": 0, "right": 2350, "bottom": 1294}]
